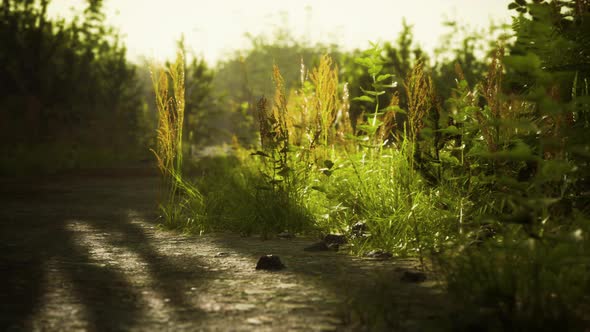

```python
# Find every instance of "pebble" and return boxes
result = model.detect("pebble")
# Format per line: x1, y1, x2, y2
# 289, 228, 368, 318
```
365, 249, 393, 260
278, 231, 295, 239
351, 221, 368, 235
255, 255, 285, 270
246, 317, 263, 325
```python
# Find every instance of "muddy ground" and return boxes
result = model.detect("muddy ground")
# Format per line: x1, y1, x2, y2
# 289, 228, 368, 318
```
0, 169, 449, 331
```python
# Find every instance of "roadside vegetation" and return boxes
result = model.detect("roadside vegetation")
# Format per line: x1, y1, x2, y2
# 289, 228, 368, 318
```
154, 1, 590, 329
3, 0, 589, 330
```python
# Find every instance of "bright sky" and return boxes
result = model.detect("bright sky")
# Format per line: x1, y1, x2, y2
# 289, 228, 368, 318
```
48, 0, 513, 65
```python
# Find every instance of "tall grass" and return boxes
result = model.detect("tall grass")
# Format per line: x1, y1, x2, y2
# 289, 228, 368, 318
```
310, 54, 340, 149
142, 37, 590, 332
151, 50, 204, 231
154, 41, 589, 329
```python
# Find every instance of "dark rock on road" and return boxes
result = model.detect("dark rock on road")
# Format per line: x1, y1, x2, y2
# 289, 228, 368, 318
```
255, 255, 285, 271
0, 172, 448, 331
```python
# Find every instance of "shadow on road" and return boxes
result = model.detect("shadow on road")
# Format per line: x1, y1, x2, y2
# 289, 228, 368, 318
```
0, 172, 212, 331
0, 163, 449, 331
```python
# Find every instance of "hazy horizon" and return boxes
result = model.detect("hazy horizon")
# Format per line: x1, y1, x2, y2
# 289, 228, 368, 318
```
48, 0, 513, 64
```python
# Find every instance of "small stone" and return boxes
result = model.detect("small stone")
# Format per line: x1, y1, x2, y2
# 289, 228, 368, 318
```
255, 255, 285, 270
246, 317, 263, 325
365, 249, 393, 259
215, 252, 230, 257
278, 231, 295, 239
400, 271, 427, 283
323, 234, 347, 245
351, 221, 368, 235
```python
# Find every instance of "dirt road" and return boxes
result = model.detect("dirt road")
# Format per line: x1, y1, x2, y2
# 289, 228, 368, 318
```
0, 171, 447, 331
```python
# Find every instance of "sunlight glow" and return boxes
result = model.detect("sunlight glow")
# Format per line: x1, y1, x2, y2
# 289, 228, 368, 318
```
48, 0, 512, 64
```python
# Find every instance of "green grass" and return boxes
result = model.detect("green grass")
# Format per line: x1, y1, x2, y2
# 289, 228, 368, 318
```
189, 151, 318, 236
437, 224, 590, 331
150, 46, 590, 330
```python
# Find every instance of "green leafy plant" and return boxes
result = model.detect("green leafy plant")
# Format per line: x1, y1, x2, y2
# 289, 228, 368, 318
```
353, 43, 398, 152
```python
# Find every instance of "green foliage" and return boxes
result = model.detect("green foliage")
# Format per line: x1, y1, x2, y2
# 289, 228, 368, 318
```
186, 6, 589, 330
342, 22, 419, 129
440, 229, 590, 331
0, 0, 148, 174
349, 43, 399, 153
5, 3, 575, 326
202, 155, 316, 236
316, 144, 456, 256
138, 4, 590, 329
212, 31, 340, 146
432, 1, 590, 328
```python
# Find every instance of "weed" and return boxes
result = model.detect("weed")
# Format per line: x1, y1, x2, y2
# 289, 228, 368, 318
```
151, 49, 205, 232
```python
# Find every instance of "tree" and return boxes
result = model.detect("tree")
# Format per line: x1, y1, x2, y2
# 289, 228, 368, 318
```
0, 0, 148, 173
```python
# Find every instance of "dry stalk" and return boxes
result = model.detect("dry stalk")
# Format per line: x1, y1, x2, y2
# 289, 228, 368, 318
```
404, 61, 434, 140
310, 54, 339, 147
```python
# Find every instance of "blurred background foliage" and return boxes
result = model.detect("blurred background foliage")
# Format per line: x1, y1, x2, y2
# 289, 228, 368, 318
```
0, 0, 510, 175
1, 0, 149, 173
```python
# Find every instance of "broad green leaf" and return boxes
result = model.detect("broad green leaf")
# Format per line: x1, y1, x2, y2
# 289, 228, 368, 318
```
376, 74, 393, 82
438, 125, 461, 135
353, 96, 375, 103
354, 57, 372, 67
369, 65, 383, 77
457, 80, 469, 90
360, 86, 386, 96
373, 82, 398, 89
